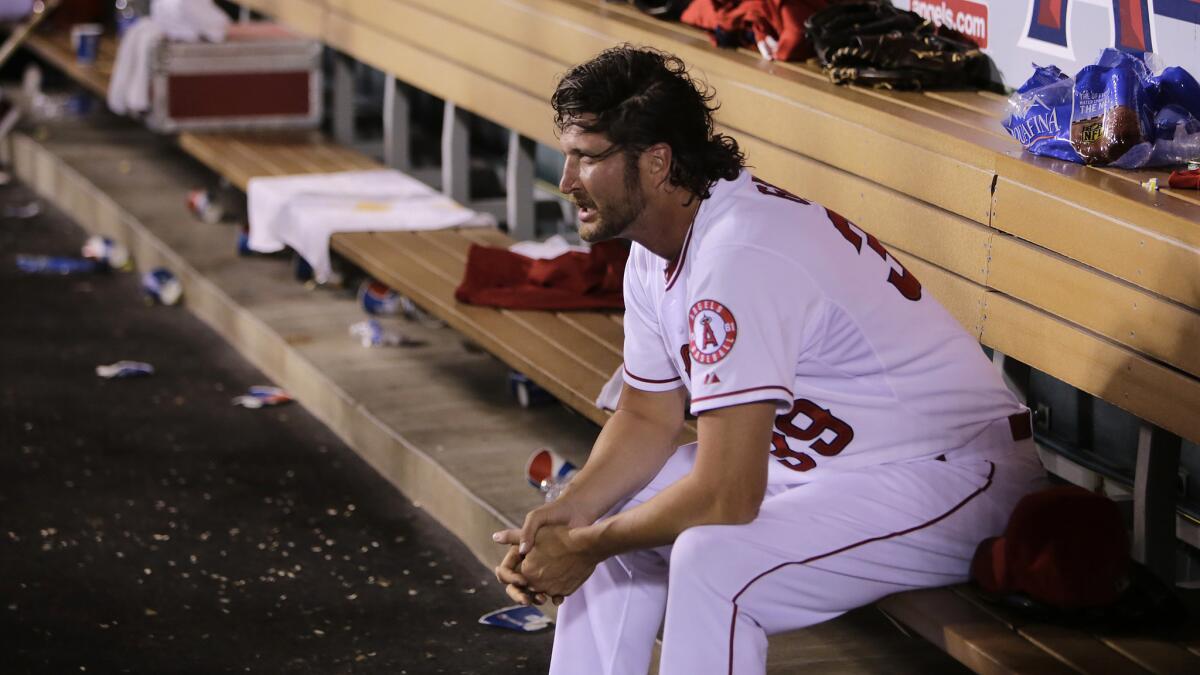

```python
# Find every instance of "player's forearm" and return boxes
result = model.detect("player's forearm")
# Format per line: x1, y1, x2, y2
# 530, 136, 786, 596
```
575, 471, 758, 560
559, 406, 682, 523
572, 402, 776, 560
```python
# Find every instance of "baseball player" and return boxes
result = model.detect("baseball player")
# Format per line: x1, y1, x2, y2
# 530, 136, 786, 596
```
493, 45, 1047, 675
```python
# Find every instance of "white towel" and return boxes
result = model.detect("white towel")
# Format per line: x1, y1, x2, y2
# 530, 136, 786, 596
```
106, 18, 162, 115
107, 0, 230, 116
508, 234, 589, 260
150, 0, 229, 42
595, 365, 624, 412
247, 170, 496, 283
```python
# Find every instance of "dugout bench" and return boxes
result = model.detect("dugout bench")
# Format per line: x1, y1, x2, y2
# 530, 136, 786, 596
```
19, 1, 1200, 671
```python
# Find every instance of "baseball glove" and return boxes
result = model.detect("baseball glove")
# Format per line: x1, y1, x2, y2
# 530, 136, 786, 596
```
805, 1, 993, 90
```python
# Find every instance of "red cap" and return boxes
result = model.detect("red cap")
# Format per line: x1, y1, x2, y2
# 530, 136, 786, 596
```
970, 485, 1130, 610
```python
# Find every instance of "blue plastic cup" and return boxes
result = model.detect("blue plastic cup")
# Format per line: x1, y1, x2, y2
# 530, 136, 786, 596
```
71, 24, 103, 65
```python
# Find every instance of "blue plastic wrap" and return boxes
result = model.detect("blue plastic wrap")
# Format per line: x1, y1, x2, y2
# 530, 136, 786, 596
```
1002, 65, 1081, 163
1003, 51, 1200, 168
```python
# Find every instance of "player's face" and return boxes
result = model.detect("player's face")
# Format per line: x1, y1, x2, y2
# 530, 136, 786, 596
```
558, 125, 646, 243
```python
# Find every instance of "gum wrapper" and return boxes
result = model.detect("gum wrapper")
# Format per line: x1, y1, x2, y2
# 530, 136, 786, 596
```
96, 361, 154, 379
478, 605, 553, 633
231, 385, 292, 409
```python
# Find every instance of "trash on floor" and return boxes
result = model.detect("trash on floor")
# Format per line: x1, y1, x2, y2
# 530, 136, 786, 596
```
186, 188, 223, 224
2, 200, 41, 218
96, 360, 155, 379
141, 267, 182, 306
358, 280, 401, 316
349, 319, 423, 348
16, 254, 103, 275
478, 604, 553, 633
507, 371, 554, 408
81, 235, 131, 270
231, 385, 293, 409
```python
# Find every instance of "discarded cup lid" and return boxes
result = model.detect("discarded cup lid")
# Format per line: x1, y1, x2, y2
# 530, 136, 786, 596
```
478, 605, 553, 632
232, 385, 292, 409
96, 360, 154, 379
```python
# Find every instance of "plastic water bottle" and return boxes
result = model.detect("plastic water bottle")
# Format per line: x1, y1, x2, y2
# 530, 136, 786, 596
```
540, 476, 572, 503
16, 254, 102, 275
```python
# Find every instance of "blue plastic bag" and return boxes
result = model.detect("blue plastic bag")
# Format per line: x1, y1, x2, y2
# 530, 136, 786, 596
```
1070, 50, 1154, 166
1002, 65, 1081, 163
1003, 51, 1200, 168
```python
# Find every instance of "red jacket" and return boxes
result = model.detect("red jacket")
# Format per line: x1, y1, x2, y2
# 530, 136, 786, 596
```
681, 0, 830, 61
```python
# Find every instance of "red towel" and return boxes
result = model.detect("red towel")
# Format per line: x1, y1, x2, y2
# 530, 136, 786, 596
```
1168, 168, 1200, 190
454, 240, 629, 310
681, 0, 829, 61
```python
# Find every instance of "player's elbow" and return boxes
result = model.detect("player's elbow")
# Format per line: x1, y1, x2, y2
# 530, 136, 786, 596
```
706, 488, 762, 525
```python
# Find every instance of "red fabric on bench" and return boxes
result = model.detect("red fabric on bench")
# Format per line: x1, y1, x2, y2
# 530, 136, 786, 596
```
454, 241, 629, 310
681, 0, 829, 61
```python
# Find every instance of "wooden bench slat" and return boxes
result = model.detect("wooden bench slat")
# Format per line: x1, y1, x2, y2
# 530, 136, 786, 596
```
986, 234, 1200, 379
1100, 635, 1200, 675
558, 313, 624, 356
403, 230, 622, 378
878, 589, 1080, 675
426, 227, 513, 255
316, 0, 1000, 226
924, 90, 1011, 120
889, 250, 1200, 445
759, 607, 977, 673
1018, 625, 1150, 675
950, 587, 1151, 675
980, 292, 1200, 444
454, 226, 520, 250
363, 228, 622, 384
323, 6, 559, 147
992, 176, 1200, 312
414, 229, 625, 356
24, 32, 111, 97
333, 231, 613, 426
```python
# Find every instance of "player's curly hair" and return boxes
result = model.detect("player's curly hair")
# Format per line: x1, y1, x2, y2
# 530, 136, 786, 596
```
552, 45, 745, 200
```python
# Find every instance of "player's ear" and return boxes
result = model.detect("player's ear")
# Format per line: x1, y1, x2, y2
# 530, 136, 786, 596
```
642, 143, 672, 190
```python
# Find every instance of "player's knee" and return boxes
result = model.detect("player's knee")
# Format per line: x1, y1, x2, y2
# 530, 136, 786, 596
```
669, 526, 728, 591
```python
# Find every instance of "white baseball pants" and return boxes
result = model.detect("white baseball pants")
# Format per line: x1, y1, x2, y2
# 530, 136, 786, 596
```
548, 416, 1047, 675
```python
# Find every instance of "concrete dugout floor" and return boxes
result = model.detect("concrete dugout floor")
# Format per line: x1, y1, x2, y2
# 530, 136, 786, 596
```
0, 183, 553, 674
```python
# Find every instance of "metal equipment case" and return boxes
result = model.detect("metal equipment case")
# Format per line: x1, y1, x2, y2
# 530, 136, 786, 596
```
147, 22, 321, 133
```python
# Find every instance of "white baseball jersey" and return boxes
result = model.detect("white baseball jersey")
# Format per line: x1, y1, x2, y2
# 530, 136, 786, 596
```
622, 170, 1024, 484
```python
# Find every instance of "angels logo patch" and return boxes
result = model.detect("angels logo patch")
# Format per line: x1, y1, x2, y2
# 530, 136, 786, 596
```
689, 299, 737, 364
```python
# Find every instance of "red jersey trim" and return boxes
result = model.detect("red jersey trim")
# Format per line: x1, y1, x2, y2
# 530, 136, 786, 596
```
664, 218, 696, 292
691, 385, 792, 405
623, 366, 681, 385
725, 462, 998, 674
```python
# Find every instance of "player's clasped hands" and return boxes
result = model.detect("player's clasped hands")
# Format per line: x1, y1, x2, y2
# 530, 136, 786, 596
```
492, 498, 596, 606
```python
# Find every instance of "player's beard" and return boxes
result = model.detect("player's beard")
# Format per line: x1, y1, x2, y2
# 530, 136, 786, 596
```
576, 159, 646, 243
